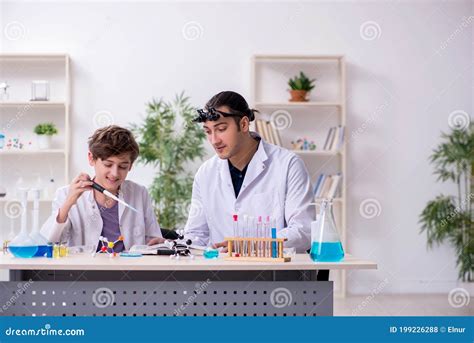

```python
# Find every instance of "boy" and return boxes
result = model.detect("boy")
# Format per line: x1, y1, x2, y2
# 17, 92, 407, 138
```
41, 125, 164, 251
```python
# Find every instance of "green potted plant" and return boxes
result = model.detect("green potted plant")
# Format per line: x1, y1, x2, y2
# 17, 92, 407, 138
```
288, 71, 316, 102
419, 124, 473, 282
131, 92, 205, 230
34, 122, 58, 149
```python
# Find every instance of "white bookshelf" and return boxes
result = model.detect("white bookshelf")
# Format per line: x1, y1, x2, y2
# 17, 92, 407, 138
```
251, 54, 347, 297
0, 53, 70, 207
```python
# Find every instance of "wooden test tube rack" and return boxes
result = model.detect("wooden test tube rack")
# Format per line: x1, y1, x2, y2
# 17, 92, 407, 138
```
224, 237, 291, 262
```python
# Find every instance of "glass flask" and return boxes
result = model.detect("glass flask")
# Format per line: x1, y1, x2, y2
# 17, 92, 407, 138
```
310, 199, 344, 262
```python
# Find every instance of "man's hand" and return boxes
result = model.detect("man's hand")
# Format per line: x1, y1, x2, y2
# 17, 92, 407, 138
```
212, 241, 228, 253
147, 237, 166, 246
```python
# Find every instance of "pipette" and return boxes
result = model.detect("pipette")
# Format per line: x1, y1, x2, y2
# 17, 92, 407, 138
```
90, 180, 138, 213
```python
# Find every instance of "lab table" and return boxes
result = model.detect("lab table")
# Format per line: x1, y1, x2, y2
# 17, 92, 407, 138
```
0, 253, 377, 316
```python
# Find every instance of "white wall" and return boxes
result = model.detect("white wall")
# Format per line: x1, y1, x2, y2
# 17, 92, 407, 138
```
1, 0, 472, 294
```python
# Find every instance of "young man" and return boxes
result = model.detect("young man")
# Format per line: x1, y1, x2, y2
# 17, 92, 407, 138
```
183, 91, 314, 252
41, 125, 164, 251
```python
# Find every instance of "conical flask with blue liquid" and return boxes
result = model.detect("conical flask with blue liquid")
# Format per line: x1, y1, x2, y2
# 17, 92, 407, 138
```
310, 199, 344, 262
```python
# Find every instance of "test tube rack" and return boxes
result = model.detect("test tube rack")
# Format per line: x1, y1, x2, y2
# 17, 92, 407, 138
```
224, 237, 291, 262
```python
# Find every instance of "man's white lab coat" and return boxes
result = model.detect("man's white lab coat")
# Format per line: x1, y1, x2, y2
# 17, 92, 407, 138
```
40, 180, 162, 249
185, 135, 314, 252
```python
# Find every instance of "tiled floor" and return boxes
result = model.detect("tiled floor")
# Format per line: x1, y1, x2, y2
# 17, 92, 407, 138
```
334, 295, 473, 316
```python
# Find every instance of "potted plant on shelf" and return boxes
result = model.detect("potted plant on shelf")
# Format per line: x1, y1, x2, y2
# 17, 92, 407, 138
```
34, 122, 58, 150
288, 71, 316, 102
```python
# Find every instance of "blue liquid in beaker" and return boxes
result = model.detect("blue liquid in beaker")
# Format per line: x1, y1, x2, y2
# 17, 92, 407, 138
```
310, 242, 344, 262
9, 246, 39, 258
203, 249, 219, 259
34, 245, 49, 257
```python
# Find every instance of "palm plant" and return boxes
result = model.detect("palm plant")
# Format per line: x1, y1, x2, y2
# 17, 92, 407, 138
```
131, 92, 205, 229
419, 123, 473, 282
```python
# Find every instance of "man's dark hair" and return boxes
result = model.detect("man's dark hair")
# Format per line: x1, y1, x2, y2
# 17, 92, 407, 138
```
205, 91, 258, 129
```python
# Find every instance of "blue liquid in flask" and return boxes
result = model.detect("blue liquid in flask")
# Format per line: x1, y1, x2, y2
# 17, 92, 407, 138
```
34, 245, 49, 257
9, 246, 39, 258
310, 242, 344, 262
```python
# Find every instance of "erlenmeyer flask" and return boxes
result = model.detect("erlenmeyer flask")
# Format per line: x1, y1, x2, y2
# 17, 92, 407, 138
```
8, 188, 38, 258
310, 199, 344, 262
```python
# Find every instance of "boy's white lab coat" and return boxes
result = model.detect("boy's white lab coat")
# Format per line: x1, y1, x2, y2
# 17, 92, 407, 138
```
185, 135, 315, 252
40, 180, 162, 249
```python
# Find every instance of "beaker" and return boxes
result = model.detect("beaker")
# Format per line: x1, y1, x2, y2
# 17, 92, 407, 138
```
310, 199, 344, 262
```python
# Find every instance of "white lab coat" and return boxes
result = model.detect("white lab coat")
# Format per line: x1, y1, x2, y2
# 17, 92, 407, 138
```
184, 134, 315, 252
40, 180, 162, 249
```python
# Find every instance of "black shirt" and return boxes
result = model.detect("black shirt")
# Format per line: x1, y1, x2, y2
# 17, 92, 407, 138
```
228, 160, 249, 197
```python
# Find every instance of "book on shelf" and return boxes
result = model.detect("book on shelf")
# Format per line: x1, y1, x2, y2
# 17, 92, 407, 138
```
322, 125, 345, 151
255, 119, 282, 147
313, 173, 342, 199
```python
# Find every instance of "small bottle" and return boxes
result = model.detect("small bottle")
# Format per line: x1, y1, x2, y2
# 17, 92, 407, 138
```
59, 242, 68, 257
53, 242, 60, 258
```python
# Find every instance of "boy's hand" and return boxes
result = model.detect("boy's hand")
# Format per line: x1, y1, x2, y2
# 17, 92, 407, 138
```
147, 237, 166, 246
66, 173, 93, 206
57, 173, 93, 224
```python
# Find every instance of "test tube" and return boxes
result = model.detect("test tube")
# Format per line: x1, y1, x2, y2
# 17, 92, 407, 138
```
265, 216, 270, 257
248, 216, 254, 257
243, 215, 248, 257
232, 214, 239, 256
256, 216, 262, 257
271, 217, 277, 258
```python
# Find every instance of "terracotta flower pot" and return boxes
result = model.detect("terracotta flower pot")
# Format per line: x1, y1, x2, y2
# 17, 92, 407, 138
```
289, 90, 309, 102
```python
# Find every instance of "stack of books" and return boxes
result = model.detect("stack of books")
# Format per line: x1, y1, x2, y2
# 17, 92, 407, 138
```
322, 126, 345, 151
255, 119, 282, 146
313, 173, 342, 199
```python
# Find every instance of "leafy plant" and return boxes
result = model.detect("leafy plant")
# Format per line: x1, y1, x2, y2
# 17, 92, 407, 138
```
288, 72, 316, 91
419, 124, 474, 282
34, 123, 58, 135
131, 92, 205, 229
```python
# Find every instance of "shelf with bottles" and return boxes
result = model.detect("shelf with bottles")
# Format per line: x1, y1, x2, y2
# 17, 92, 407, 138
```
0, 54, 68, 105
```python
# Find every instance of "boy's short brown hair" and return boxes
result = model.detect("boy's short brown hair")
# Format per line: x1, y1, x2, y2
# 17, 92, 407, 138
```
88, 125, 139, 163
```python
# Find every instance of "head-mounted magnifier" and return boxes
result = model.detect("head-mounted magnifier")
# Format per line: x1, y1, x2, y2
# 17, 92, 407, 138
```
193, 107, 243, 123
